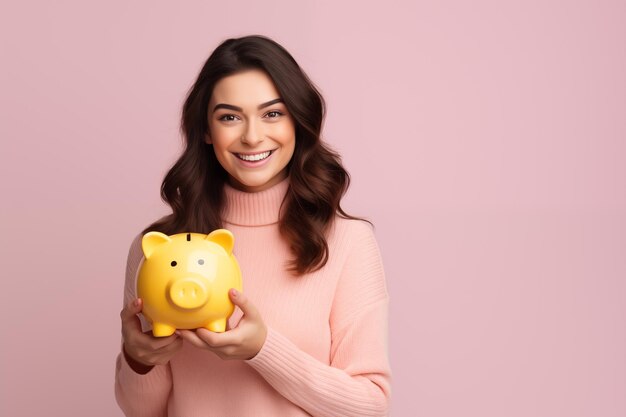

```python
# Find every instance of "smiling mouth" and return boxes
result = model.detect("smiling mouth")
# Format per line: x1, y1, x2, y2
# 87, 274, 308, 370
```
235, 150, 274, 162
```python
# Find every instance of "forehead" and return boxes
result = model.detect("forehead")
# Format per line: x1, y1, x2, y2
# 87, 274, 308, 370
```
210, 69, 280, 105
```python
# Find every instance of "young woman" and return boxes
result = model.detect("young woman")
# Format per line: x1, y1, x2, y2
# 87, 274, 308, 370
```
115, 35, 391, 417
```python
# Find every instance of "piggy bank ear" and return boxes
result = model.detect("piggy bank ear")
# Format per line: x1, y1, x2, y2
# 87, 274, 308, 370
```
206, 229, 234, 255
142, 232, 172, 259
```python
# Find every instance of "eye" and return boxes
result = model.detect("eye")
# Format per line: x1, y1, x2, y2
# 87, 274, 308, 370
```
218, 114, 238, 122
171, 261, 177, 267
265, 111, 283, 118
198, 259, 204, 265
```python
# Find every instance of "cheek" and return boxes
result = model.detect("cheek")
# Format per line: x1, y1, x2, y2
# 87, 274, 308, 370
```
273, 123, 296, 144
210, 128, 238, 150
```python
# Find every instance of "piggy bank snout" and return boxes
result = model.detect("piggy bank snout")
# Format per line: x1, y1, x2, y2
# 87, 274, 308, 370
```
169, 277, 210, 309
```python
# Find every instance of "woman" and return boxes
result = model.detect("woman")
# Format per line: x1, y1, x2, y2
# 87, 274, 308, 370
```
115, 34, 391, 417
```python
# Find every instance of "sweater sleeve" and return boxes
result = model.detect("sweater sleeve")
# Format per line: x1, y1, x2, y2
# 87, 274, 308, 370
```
246, 221, 392, 417
114, 233, 173, 417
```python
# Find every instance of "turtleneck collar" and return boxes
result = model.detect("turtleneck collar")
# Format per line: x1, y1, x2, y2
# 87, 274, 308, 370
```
223, 177, 290, 226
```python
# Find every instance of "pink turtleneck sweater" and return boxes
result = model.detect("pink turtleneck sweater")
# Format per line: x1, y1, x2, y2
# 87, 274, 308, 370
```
114, 178, 391, 417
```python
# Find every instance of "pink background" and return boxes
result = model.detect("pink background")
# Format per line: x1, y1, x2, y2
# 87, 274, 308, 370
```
1, 1, 624, 416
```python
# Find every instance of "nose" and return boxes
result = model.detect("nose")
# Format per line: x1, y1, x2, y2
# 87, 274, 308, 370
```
241, 119, 264, 146
169, 278, 210, 309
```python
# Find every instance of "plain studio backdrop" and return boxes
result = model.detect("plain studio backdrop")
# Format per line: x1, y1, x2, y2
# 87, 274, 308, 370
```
1, 1, 624, 416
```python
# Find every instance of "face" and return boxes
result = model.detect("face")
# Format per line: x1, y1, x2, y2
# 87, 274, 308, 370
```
205, 69, 296, 193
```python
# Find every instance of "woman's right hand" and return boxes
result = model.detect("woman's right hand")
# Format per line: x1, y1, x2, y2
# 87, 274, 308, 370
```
120, 298, 183, 374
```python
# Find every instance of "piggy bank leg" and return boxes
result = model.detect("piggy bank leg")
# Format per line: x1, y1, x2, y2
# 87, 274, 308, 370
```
152, 322, 176, 337
204, 318, 227, 333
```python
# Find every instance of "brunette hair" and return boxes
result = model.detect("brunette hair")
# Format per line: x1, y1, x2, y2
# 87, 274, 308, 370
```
143, 34, 368, 275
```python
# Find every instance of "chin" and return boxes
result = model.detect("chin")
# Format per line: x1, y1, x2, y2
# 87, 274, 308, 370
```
231, 176, 272, 191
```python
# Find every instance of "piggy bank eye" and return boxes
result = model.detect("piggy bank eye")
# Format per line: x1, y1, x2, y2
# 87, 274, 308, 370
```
171, 261, 177, 267
198, 259, 205, 265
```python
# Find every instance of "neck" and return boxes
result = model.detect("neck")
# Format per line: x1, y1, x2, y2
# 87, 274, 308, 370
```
222, 177, 290, 226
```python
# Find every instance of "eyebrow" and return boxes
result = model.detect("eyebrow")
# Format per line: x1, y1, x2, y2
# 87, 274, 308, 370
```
213, 98, 284, 113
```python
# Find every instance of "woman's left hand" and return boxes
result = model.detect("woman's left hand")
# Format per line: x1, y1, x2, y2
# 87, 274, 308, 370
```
177, 288, 267, 360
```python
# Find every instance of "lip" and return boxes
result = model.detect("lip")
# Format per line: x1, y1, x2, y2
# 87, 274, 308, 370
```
233, 149, 276, 156
233, 149, 276, 168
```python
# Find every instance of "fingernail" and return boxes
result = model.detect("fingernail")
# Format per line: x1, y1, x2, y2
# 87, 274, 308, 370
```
230, 289, 238, 298
134, 299, 140, 307
174, 330, 181, 336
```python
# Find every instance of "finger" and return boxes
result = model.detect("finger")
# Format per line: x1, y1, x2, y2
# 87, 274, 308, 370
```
137, 336, 183, 366
152, 336, 183, 356
120, 299, 144, 338
177, 330, 210, 349
125, 334, 182, 367
129, 328, 179, 351
120, 298, 142, 323
229, 289, 258, 319
196, 328, 239, 348
143, 333, 181, 350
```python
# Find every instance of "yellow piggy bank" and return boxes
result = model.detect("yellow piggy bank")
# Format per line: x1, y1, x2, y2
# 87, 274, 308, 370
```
137, 229, 243, 337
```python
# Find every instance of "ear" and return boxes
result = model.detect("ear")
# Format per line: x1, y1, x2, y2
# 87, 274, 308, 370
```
206, 229, 234, 255
204, 132, 212, 145
142, 232, 171, 259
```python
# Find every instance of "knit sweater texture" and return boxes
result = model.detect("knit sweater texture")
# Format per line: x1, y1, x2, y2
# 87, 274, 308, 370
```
114, 177, 391, 416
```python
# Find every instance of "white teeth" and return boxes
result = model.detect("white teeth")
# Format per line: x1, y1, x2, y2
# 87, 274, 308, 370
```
237, 151, 271, 162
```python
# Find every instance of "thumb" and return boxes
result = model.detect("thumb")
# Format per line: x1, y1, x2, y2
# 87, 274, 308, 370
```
229, 289, 258, 318
120, 298, 143, 323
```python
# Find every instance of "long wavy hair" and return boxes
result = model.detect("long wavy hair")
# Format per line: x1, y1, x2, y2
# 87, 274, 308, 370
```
143, 34, 368, 275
